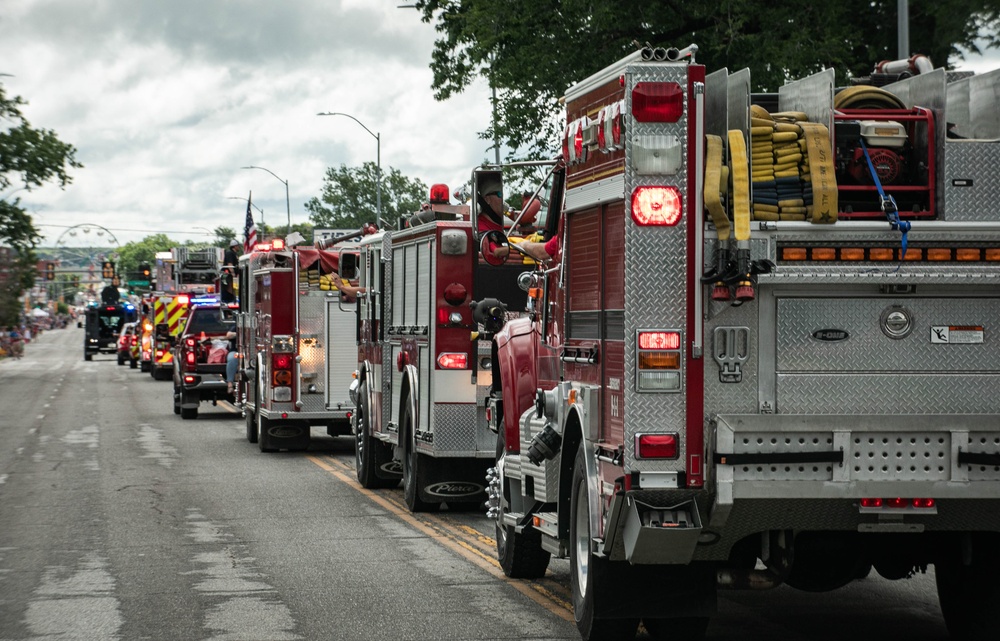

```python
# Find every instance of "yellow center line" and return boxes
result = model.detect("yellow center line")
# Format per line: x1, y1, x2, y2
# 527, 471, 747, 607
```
307, 454, 573, 622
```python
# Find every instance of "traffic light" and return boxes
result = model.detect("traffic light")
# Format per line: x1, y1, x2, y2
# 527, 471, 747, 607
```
102, 261, 115, 279
139, 263, 151, 279
45, 262, 55, 280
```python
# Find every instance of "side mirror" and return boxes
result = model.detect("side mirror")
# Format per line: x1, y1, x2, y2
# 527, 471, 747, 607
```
479, 231, 510, 266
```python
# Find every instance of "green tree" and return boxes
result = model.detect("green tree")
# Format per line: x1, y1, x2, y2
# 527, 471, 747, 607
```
212, 226, 236, 247
412, 0, 1000, 158
115, 234, 177, 284
0, 82, 81, 325
306, 162, 428, 229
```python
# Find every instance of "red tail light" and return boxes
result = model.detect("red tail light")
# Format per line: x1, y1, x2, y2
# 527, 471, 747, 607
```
636, 434, 679, 459
436, 352, 468, 369
631, 186, 682, 226
631, 82, 684, 122
273, 354, 293, 370
185, 338, 196, 348
638, 331, 681, 350
186, 352, 195, 365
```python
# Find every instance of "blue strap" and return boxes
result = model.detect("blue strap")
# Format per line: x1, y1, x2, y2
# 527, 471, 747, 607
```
859, 139, 910, 260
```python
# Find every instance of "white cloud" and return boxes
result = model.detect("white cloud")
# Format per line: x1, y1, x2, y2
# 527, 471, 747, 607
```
1, 0, 492, 246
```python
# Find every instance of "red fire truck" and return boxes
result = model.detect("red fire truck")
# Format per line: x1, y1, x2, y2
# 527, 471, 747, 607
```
484, 47, 1000, 640
349, 185, 534, 511
236, 238, 362, 452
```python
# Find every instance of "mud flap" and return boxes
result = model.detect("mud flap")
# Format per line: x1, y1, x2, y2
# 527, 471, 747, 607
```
415, 455, 490, 505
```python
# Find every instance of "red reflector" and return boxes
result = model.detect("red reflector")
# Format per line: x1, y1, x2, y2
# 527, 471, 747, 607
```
443, 282, 467, 306
860, 498, 883, 508
105, 306, 116, 311
638, 331, 681, 350
436, 352, 468, 369
429, 183, 450, 204
631, 82, 684, 122
631, 186, 682, 226
913, 498, 936, 508
281, 412, 288, 419
637, 434, 678, 459
273, 354, 293, 370
885, 497, 908, 508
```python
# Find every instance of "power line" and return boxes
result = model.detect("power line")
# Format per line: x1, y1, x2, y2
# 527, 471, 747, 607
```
35, 223, 216, 235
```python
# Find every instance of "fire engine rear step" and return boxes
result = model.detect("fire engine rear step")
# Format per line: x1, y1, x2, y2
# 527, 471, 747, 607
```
621, 497, 703, 564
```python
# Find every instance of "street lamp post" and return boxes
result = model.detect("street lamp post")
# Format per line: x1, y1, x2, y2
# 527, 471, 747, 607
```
225, 196, 264, 227
241, 166, 290, 235
316, 112, 381, 222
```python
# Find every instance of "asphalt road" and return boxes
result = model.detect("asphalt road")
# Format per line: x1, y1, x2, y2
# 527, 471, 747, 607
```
0, 326, 953, 641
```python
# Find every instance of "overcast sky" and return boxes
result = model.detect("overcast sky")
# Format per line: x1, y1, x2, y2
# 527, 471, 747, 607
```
1, 1, 997, 250
1, 0, 495, 249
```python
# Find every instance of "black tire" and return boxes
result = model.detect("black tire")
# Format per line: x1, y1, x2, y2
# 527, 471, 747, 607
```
495, 428, 550, 578
141, 361, 150, 372
570, 443, 639, 641
355, 382, 397, 489
84, 352, 93, 361
129, 358, 137, 369
180, 406, 198, 420
936, 535, 1000, 641
401, 401, 435, 512
643, 617, 708, 641
172, 384, 181, 415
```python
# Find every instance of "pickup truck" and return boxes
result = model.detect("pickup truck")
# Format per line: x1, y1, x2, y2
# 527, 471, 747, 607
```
171, 302, 237, 419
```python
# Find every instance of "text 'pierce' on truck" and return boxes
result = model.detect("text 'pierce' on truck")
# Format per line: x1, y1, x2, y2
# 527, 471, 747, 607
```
483, 45, 1000, 641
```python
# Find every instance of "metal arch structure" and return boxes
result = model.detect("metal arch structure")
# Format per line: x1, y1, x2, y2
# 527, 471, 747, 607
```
53, 223, 121, 270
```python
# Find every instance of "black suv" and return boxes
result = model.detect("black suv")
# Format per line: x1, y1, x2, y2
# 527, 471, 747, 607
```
84, 303, 136, 361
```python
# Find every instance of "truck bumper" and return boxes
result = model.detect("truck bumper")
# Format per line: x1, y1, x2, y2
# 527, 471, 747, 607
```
601, 413, 1000, 564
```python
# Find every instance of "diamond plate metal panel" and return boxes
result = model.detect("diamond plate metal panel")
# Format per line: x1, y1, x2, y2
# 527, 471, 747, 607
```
775, 297, 1000, 372
703, 299, 761, 414
623, 62, 691, 471
944, 140, 1000, 220
777, 374, 1000, 414
423, 402, 480, 455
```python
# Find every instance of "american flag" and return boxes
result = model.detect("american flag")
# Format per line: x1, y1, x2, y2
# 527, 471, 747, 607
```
243, 191, 257, 253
